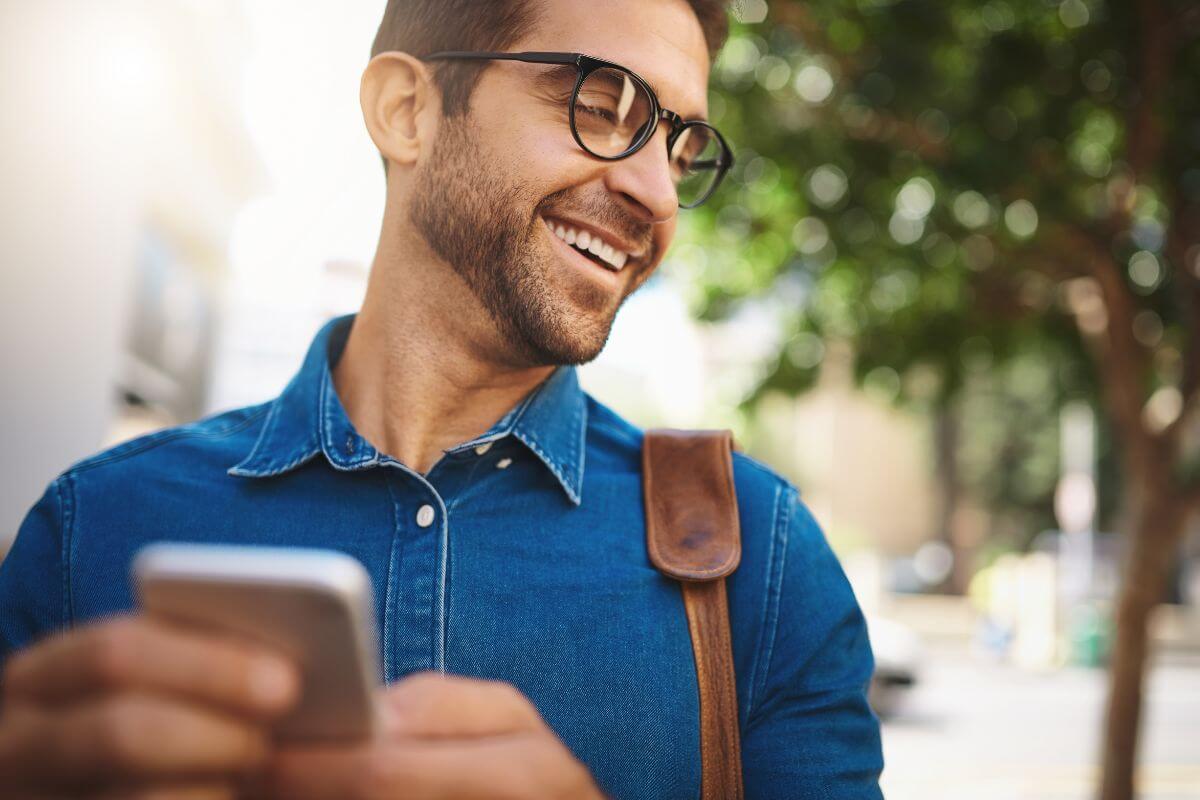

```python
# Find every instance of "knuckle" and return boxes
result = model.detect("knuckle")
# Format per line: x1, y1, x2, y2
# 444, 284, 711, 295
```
124, 789, 171, 800
88, 622, 143, 686
354, 753, 402, 800
230, 725, 271, 767
1, 649, 34, 696
520, 737, 590, 800
94, 697, 153, 772
398, 670, 444, 692
494, 680, 525, 702
401, 692, 440, 725
491, 680, 535, 715
492, 762, 543, 800
395, 671, 450, 706
127, 787, 235, 800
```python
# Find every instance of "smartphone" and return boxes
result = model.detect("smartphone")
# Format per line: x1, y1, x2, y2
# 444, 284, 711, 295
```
132, 542, 383, 742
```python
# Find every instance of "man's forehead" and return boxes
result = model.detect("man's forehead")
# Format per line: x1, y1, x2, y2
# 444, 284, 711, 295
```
516, 0, 712, 119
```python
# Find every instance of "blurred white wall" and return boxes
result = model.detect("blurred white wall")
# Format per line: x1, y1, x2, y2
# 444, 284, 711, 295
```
208, 0, 389, 413
0, 0, 259, 552
1, 2, 141, 550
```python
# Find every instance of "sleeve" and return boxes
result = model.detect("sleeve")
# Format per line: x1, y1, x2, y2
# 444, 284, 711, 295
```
0, 477, 70, 668
740, 487, 884, 799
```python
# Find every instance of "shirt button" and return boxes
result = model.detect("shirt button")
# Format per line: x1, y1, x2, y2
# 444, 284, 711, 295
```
474, 442, 493, 456
415, 504, 435, 528
496, 458, 513, 469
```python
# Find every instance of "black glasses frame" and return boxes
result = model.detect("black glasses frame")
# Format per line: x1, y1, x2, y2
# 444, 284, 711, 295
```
421, 50, 733, 208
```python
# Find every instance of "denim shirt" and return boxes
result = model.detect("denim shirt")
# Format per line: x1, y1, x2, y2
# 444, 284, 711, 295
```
1, 314, 883, 799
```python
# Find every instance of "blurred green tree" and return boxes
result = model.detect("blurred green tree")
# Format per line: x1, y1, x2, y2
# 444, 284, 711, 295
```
680, 1, 1200, 797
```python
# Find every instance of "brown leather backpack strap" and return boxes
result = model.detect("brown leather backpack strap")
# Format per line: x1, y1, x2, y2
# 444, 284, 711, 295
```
642, 429, 744, 800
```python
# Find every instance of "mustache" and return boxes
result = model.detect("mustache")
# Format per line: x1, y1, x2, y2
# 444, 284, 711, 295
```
535, 189, 656, 261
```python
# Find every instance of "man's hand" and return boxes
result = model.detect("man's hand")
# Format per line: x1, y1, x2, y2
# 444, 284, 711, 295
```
0, 615, 299, 799
261, 671, 606, 800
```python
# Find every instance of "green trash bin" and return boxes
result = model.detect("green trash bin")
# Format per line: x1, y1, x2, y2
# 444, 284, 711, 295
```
1067, 602, 1111, 667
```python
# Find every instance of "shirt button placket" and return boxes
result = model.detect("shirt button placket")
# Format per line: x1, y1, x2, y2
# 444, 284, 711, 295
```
382, 474, 448, 682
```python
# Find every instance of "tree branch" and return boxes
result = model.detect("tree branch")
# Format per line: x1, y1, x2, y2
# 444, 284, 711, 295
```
1160, 178, 1200, 450
1106, 0, 1177, 231
1125, 0, 1174, 178
1182, 478, 1200, 515
1050, 223, 1168, 488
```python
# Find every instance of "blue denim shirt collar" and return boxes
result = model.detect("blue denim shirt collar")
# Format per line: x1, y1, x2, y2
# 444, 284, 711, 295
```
228, 314, 587, 505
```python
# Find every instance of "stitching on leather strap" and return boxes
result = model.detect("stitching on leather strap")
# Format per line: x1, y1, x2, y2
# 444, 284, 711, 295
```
643, 430, 745, 799
682, 580, 745, 800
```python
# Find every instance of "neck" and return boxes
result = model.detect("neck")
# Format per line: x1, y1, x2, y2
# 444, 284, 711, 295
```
333, 215, 554, 475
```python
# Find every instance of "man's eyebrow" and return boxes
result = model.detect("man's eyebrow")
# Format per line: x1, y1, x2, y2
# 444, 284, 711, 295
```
530, 63, 578, 93
643, 76, 707, 122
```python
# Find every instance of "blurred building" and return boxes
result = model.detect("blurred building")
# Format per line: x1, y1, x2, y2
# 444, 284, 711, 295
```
0, 1, 262, 553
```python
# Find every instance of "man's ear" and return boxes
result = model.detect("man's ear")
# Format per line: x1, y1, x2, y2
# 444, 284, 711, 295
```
360, 51, 437, 169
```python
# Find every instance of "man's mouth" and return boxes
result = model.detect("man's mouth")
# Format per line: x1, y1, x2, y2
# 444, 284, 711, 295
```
540, 216, 631, 272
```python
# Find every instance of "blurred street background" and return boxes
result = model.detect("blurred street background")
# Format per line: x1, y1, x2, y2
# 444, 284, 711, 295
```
873, 598, 1200, 799
1, 2, 1198, 798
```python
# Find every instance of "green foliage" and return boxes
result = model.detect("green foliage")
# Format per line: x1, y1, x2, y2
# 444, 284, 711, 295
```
677, 0, 1200, 537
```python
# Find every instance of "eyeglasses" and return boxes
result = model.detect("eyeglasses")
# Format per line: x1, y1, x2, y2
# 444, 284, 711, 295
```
421, 51, 734, 208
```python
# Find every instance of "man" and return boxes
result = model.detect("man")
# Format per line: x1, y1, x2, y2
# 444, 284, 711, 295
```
0, 0, 884, 797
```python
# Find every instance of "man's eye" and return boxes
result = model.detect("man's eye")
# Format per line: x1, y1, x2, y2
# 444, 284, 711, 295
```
577, 104, 617, 123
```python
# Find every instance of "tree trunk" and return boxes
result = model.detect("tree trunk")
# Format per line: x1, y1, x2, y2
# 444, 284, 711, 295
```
931, 406, 965, 593
1097, 494, 1187, 800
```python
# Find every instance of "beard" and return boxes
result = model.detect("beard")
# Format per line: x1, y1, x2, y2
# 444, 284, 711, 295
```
408, 118, 648, 367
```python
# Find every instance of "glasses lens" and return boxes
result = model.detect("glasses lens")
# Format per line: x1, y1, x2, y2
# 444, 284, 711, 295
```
670, 123, 727, 208
572, 67, 654, 158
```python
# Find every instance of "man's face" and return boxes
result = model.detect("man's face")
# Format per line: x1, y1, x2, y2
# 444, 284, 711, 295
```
409, 0, 712, 367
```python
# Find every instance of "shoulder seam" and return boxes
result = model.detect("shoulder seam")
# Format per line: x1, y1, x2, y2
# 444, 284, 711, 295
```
586, 416, 642, 445
731, 450, 793, 491
745, 481, 796, 725
55, 475, 75, 628
66, 405, 271, 476
583, 400, 640, 431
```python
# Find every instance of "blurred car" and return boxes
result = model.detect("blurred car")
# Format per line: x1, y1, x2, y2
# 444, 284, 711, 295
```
866, 615, 921, 718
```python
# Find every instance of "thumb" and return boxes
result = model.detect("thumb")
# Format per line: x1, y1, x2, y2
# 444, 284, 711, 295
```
382, 671, 543, 739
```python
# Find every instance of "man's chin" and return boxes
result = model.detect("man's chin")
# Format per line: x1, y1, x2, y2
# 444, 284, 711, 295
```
514, 325, 613, 367
503, 305, 617, 367
500, 252, 624, 366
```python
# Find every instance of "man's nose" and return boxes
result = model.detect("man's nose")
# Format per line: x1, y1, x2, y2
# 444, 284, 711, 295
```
602, 123, 679, 225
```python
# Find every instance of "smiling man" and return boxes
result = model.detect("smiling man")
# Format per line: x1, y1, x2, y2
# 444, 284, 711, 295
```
0, 1, 884, 798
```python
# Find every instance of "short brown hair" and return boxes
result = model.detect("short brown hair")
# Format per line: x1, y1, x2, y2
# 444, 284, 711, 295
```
371, 0, 732, 117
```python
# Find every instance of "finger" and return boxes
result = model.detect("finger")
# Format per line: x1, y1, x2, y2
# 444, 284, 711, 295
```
0, 704, 63, 798
8, 693, 271, 791
267, 734, 594, 800
91, 782, 238, 800
3, 616, 298, 718
382, 672, 542, 738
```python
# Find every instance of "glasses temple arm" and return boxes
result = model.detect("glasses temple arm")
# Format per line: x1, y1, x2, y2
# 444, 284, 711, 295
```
422, 51, 580, 66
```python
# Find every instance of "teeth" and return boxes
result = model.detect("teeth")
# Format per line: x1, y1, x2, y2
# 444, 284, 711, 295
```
543, 217, 631, 271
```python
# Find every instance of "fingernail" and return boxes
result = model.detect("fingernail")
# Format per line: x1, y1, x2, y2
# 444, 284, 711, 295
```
250, 657, 294, 706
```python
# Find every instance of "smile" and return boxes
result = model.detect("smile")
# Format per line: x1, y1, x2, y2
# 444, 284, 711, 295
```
541, 217, 630, 272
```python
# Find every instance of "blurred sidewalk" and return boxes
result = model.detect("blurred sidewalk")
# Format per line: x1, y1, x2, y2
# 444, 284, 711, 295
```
878, 597, 1200, 800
